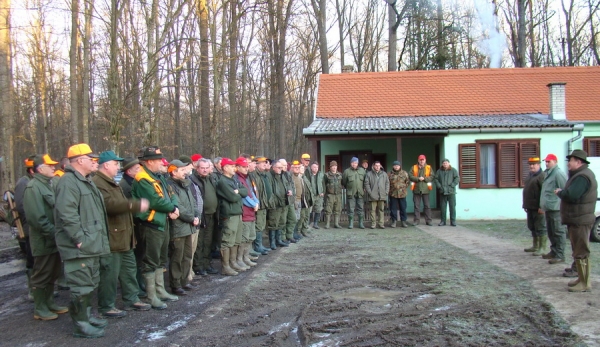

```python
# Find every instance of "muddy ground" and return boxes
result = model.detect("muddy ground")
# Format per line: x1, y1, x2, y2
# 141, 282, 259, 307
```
0, 220, 595, 347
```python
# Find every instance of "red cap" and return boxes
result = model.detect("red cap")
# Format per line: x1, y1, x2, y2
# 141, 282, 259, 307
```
418, 154, 426, 160
235, 157, 248, 167
544, 154, 558, 162
161, 158, 170, 166
191, 154, 202, 162
221, 157, 236, 167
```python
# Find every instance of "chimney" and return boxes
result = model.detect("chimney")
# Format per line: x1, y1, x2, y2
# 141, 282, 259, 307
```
341, 65, 354, 73
547, 82, 566, 120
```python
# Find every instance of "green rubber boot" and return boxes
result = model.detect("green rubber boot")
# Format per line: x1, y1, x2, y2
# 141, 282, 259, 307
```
533, 236, 547, 256
70, 295, 105, 338
45, 285, 68, 314
325, 215, 330, 229
33, 287, 58, 320
348, 216, 354, 229
334, 215, 342, 229
524, 236, 539, 252
144, 272, 167, 309
155, 269, 179, 302
358, 216, 365, 229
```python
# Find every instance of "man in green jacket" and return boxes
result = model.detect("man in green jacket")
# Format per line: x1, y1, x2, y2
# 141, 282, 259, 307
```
132, 146, 180, 309
539, 154, 568, 264
342, 157, 366, 229
15, 155, 36, 300
364, 161, 390, 229
93, 151, 151, 316
216, 158, 248, 275
388, 160, 410, 228
556, 149, 598, 292
24, 154, 69, 321
324, 161, 343, 229
434, 159, 460, 227
54, 143, 109, 338
409, 155, 435, 226
250, 156, 272, 254
523, 157, 547, 256
267, 161, 289, 249
167, 160, 200, 294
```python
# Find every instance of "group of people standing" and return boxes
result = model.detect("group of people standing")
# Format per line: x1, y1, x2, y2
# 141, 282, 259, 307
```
320, 155, 460, 229
522, 149, 597, 292
13, 144, 339, 338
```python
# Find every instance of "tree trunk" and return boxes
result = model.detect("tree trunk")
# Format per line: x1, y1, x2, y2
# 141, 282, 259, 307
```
70, 0, 81, 143
0, 0, 15, 190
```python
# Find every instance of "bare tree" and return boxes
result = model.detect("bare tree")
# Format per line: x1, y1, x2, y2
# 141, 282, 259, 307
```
0, 0, 14, 190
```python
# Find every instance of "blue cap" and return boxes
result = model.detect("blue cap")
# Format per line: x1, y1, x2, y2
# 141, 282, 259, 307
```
98, 150, 124, 164
351, 157, 359, 163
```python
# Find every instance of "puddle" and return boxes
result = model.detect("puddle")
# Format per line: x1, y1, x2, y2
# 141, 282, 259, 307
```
331, 287, 402, 303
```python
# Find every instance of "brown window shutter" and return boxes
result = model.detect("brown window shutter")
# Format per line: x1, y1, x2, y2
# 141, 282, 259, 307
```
519, 141, 540, 187
583, 138, 589, 154
459, 144, 478, 188
498, 142, 519, 188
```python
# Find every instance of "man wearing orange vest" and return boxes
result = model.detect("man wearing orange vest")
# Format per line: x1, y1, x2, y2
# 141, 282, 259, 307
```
409, 154, 434, 226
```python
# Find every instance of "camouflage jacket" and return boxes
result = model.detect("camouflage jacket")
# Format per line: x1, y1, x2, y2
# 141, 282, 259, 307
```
388, 169, 409, 198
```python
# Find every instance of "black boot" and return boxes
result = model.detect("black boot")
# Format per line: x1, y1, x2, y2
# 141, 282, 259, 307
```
269, 230, 277, 250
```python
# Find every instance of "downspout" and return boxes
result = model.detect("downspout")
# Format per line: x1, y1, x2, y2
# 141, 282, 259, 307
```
568, 124, 584, 154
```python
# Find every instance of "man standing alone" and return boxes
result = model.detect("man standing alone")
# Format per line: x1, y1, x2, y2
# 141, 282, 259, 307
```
522, 157, 547, 256
434, 159, 460, 226
556, 149, 597, 292
540, 154, 567, 264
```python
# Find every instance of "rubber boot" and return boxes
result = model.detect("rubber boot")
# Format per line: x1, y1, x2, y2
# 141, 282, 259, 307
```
220, 248, 238, 276
242, 243, 257, 267
334, 215, 342, 229
85, 295, 108, 329
70, 295, 105, 338
276, 230, 289, 247
253, 231, 270, 255
325, 215, 331, 229
229, 246, 246, 272
45, 285, 68, 314
569, 259, 591, 292
524, 236, 538, 252
269, 231, 277, 250
155, 269, 179, 302
358, 216, 365, 229
235, 245, 251, 270
348, 216, 354, 229
533, 236, 547, 256
313, 213, 321, 229
33, 287, 58, 320
143, 272, 167, 309
25, 269, 34, 302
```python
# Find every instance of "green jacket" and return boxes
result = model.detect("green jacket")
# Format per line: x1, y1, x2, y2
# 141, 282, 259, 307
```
132, 165, 178, 231
93, 171, 140, 252
408, 164, 435, 194
54, 166, 110, 260
522, 169, 545, 210
216, 175, 248, 218
324, 171, 343, 195
342, 167, 366, 197
167, 177, 199, 238
301, 174, 315, 208
268, 170, 287, 208
434, 166, 460, 195
540, 165, 567, 212
250, 170, 273, 210
23, 174, 57, 256
308, 171, 325, 196
282, 171, 295, 206
365, 170, 390, 201
15, 173, 33, 237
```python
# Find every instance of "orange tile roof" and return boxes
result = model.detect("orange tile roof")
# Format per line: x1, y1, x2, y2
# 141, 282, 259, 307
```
316, 66, 600, 121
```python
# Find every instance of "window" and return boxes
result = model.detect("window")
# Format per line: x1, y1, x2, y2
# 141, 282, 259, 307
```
459, 139, 540, 188
583, 138, 600, 157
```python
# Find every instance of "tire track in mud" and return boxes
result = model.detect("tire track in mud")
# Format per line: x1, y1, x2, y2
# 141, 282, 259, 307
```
418, 223, 600, 347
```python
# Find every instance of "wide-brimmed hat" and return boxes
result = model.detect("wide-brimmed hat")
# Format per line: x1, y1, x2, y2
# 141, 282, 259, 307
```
566, 149, 590, 164
138, 146, 165, 160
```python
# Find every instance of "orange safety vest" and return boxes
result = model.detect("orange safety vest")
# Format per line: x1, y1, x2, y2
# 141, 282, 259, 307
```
410, 165, 432, 190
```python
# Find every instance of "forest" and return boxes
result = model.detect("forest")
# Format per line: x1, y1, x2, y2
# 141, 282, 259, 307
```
0, 0, 598, 189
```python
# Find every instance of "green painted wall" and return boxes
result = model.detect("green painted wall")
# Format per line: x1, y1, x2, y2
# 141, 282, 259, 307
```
320, 137, 445, 213
443, 130, 577, 220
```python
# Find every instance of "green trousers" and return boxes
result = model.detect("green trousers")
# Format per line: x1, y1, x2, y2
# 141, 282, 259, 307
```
242, 221, 256, 243
221, 215, 242, 248
64, 257, 100, 297
546, 210, 566, 259
284, 204, 297, 239
267, 207, 285, 231
140, 225, 169, 273
325, 194, 342, 216
193, 213, 215, 271
169, 234, 193, 289
526, 210, 546, 237
98, 249, 141, 313
439, 194, 456, 222
299, 207, 311, 233
346, 194, 364, 218
30, 252, 61, 288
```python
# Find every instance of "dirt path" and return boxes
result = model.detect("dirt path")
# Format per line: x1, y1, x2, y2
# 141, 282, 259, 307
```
418, 223, 600, 346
